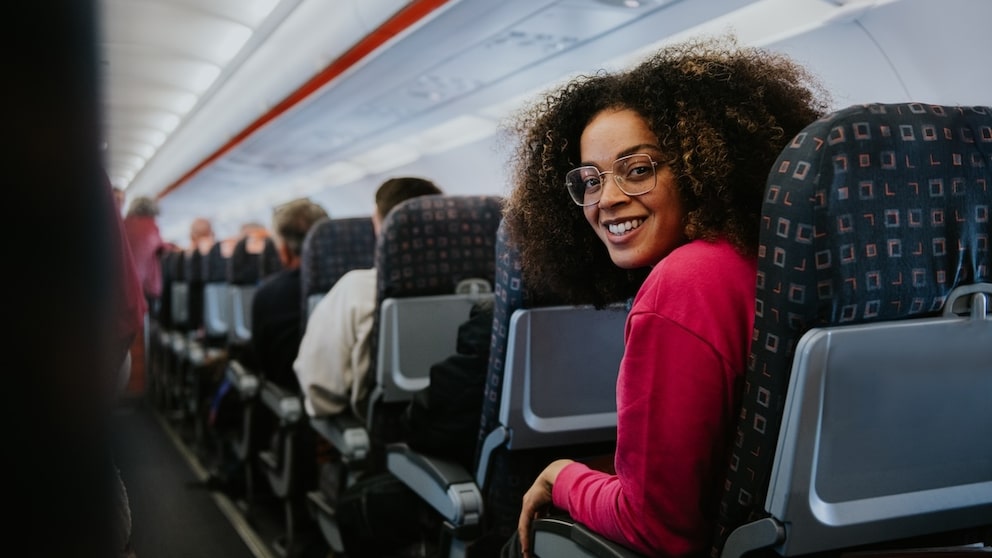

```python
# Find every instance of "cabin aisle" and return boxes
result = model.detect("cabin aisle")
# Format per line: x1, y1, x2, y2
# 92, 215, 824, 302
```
112, 399, 268, 558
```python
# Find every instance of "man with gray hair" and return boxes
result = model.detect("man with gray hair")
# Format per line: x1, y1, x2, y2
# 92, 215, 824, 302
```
251, 198, 329, 390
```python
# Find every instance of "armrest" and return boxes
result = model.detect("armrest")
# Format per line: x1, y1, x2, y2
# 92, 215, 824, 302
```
309, 414, 370, 465
571, 522, 645, 558
386, 443, 482, 527
532, 517, 644, 558
259, 381, 302, 424
224, 359, 259, 398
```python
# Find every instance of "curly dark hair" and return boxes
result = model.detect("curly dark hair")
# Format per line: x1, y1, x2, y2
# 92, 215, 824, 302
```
502, 36, 830, 307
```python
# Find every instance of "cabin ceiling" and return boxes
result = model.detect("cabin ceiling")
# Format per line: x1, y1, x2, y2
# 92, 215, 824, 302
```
98, 0, 992, 240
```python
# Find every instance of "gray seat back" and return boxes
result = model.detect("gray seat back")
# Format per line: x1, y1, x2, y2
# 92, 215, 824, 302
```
716, 103, 992, 557
373, 292, 493, 404
763, 283, 992, 556
497, 304, 627, 451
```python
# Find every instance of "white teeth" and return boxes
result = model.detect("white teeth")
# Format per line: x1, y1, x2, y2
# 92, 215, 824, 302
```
607, 219, 643, 235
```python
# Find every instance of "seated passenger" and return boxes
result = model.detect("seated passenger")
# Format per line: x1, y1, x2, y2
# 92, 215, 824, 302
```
293, 177, 442, 418
189, 216, 215, 257
252, 198, 329, 390
500, 37, 829, 557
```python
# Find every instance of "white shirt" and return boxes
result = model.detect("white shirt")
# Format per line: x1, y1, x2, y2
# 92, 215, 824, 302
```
293, 267, 376, 417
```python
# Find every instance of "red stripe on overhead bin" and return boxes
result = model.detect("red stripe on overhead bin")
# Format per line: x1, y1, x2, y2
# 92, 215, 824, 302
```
158, 0, 452, 199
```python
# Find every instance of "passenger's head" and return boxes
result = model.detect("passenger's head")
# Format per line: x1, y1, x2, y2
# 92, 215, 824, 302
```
125, 196, 159, 218
189, 217, 215, 254
503, 35, 829, 306
239, 221, 269, 254
372, 176, 443, 234
270, 198, 329, 266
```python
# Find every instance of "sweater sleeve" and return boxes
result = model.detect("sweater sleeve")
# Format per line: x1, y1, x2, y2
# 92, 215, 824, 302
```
552, 312, 737, 557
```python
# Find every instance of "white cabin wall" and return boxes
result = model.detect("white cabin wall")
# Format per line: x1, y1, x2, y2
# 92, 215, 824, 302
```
767, 0, 992, 110
308, 132, 513, 219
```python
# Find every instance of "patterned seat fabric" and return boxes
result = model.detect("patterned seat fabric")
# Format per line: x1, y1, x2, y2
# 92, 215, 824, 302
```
365, 194, 503, 466
299, 216, 375, 328
471, 221, 572, 551
713, 103, 992, 556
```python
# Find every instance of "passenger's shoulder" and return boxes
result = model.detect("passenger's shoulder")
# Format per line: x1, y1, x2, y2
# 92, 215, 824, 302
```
322, 267, 376, 305
331, 267, 376, 290
641, 240, 755, 300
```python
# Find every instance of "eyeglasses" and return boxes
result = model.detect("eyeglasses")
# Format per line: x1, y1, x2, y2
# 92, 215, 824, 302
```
565, 153, 659, 206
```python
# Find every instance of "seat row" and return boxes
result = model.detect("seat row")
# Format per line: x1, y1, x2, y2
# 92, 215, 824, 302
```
148, 102, 991, 558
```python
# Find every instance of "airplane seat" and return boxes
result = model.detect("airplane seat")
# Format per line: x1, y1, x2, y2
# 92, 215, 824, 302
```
184, 246, 206, 334
531, 102, 992, 557
253, 217, 377, 556
201, 241, 231, 348
386, 219, 627, 558
306, 194, 502, 554
183, 242, 232, 451
148, 249, 179, 409
173, 248, 209, 423
160, 249, 191, 417
712, 102, 992, 558
299, 216, 375, 331
295, 216, 376, 552
364, 194, 503, 469
219, 235, 281, 507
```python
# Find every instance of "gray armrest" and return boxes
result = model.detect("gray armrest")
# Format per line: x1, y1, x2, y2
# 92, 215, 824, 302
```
259, 381, 302, 424
386, 443, 482, 527
225, 359, 259, 398
532, 517, 645, 558
309, 414, 369, 464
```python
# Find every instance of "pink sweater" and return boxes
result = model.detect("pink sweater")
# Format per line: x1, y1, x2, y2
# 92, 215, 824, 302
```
552, 239, 756, 557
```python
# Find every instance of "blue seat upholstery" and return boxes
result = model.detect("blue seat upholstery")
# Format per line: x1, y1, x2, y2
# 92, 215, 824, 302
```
201, 241, 230, 343
226, 235, 282, 352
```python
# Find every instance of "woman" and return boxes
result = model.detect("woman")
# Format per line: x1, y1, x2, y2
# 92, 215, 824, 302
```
501, 37, 829, 556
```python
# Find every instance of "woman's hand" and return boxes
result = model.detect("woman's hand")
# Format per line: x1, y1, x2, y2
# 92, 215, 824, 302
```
517, 459, 574, 557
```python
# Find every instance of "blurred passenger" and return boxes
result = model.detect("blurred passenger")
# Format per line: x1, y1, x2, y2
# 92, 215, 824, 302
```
123, 196, 166, 312
104, 174, 146, 557
500, 36, 828, 557
252, 198, 328, 390
122, 196, 167, 397
293, 177, 442, 419
220, 221, 268, 258
189, 216, 215, 256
